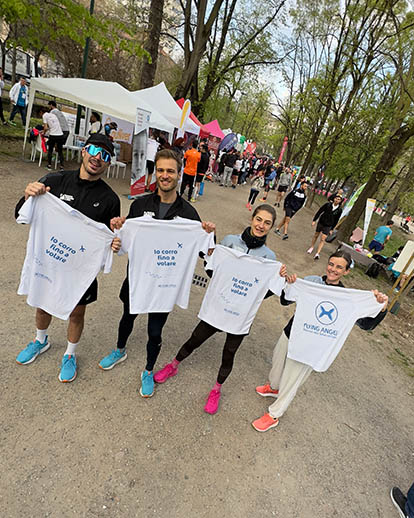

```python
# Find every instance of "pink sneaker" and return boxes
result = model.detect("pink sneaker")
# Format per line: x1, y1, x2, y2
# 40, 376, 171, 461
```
204, 389, 221, 414
154, 362, 178, 383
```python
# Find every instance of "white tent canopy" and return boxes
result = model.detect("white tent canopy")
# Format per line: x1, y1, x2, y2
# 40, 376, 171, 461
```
24, 77, 175, 149
131, 82, 200, 136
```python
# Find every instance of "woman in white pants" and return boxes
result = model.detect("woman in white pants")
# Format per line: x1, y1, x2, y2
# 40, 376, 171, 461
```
252, 250, 389, 432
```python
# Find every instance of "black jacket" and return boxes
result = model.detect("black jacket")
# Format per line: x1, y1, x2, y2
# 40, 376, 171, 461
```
197, 151, 210, 175
126, 191, 200, 221
284, 187, 307, 212
15, 169, 120, 228
280, 275, 387, 339
120, 191, 201, 304
313, 202, 342, 229
223, 153, 237, 168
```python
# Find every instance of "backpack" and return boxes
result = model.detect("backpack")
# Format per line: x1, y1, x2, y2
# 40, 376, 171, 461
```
366, 262, 381, 278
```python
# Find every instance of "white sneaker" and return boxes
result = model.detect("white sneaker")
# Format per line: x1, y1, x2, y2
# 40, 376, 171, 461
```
307, 247, 313, 254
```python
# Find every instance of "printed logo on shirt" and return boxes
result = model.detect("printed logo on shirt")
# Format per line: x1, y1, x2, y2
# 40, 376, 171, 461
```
45, 235, 77, 264
144, 211, 155, 217
93, 202, 100, 207
315, 301, 338, 325
60, 194, 75, 202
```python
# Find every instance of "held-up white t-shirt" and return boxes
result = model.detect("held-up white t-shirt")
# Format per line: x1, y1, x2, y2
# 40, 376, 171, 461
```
198, 245, 285, 335
17, 192, 115, 320
284, 278, 384, 371
119, 216, 215, 314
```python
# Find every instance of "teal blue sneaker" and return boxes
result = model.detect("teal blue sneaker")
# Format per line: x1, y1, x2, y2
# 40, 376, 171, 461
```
58, 354, 77, 383
140, 370, 154, 398
16, 337, 50, 365
99, 349, 127, 370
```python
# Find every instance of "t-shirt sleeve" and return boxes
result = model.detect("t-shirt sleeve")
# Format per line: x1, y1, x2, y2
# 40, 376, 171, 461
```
102, 248, 114, 273
283, 281, 299, 302
268, 263, 286, 296
118, 222, 133, 256
355, 292, 384, 320
204, 247, 219, 272
199, 228, 216, 255
16, 196, 35, 224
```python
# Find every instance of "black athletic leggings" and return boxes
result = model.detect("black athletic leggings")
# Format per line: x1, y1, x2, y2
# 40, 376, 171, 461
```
117, 299, 169, 371
176, 320, 246, 384
248, 189, 259, 205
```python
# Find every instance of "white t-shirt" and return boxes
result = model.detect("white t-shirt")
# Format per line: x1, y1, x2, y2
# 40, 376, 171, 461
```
119, 216, 215, 314
284, 278, 384, 371
146, 138, 159, 162
17, 192, 115, 320
198, 245, 285, 335
42, 112, 63, 136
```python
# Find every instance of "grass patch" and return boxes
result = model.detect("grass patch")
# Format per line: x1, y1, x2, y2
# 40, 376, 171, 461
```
388, 348, 414, 377
381, 332, 390, 339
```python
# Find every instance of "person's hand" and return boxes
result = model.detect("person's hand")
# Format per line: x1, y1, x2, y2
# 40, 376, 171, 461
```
311, 221, 316, 227
207, 247, 215, 256
111, 237, 121, 253
24, 182, 50, 200
202, 221, 216, 233
110, 216, 126, 231
372, 290, 388, 309
329, 229, 333, 235
279, 264, 287, 277
286, 273, 297, 284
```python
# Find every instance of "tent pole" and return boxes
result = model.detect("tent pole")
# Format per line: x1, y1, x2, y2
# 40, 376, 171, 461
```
23, 87, 35, 158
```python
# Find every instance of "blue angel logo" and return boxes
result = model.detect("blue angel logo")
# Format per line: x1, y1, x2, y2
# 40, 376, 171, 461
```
319, 305, 334, 321
80, 245, 86, 252
254, 277, 259, 284
315, 301, 338, 325
177, 242, 183, 248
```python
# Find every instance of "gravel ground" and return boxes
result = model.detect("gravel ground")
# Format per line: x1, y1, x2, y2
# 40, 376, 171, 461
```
0, 150, 413, 518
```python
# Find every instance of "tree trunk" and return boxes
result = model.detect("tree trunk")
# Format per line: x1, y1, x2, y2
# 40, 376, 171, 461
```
11, 45, 17, 84
139, 0, 165, 90
337, 123, 414, 242
383, 158, 414, 221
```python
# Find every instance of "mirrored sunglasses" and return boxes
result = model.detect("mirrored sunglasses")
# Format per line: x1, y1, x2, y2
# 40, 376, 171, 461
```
84, 144, 111, 163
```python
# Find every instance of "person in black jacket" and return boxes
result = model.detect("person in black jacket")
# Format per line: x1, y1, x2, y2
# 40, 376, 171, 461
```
307, 194, 343, 260
193, 143, 210, 201
15, 133, 121, 383
252, 250, 388, 432
99, 149, 215, 398
274, 181, 308, 240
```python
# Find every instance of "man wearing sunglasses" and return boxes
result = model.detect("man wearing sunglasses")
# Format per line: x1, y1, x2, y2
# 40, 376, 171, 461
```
15, 133, 121, 383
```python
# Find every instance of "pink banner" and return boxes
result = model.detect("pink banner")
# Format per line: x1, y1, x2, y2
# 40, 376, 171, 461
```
278, 136, 288, 163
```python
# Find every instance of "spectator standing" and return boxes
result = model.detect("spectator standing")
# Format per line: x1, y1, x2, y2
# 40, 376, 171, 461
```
9, 77, 29, 126
38, 106, 64, 171
231, 153, 242, 188
145, 129, 160, 192
0, 68, 6, 125
47, 100, 70, 144
193, 143, 209, 200
221, 149, 237, 187
89, 112, 102, 134
180, 140, 200, 201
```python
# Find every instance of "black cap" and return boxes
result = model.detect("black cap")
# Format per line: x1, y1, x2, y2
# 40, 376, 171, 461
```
85, 133, 115, 156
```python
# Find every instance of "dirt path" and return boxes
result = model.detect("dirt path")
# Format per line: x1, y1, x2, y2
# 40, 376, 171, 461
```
0, 152, 413, 518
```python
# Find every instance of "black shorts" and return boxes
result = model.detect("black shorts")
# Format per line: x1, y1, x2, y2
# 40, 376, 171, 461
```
316, 222, 331, 235
196, 173, 205, 183
77, 279, 98, 306
277, 185, 288, 193
147, 160, 154, 175
284, 207, 296, 218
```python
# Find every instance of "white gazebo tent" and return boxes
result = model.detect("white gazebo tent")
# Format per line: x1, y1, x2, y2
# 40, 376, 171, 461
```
130, 81, 200, 136
24, 77, 175, 150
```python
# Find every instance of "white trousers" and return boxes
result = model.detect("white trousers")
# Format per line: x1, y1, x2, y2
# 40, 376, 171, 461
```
222, 166, 233, 186
268, 332, 313, 418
